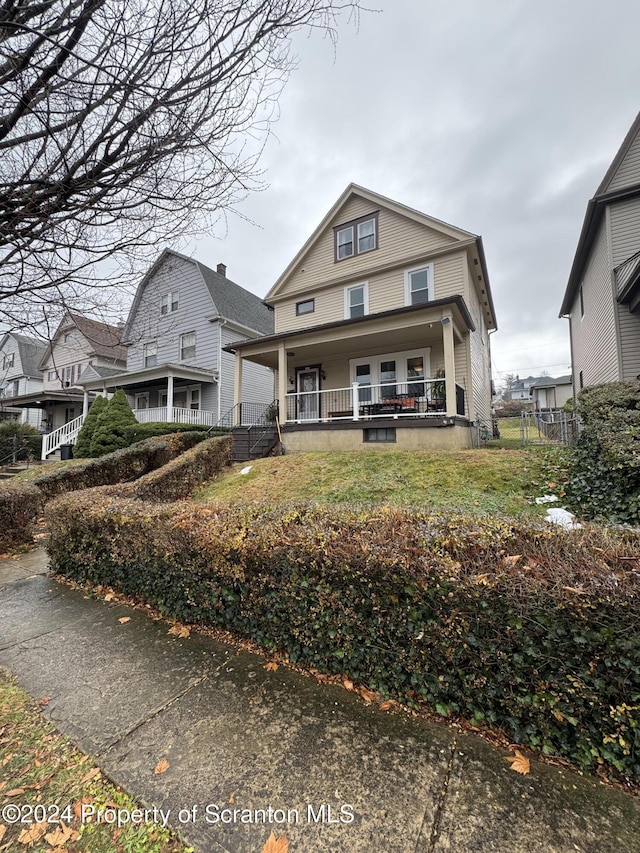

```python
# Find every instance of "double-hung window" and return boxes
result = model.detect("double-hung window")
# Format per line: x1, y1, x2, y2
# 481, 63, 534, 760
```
345, 282, 368, 319
334, 212, 378, 261
3, 353, 14, 369
161, 291, 179, 315
144, 341, 157, 368
180, 331, 196, 361
405, 264, 433, 306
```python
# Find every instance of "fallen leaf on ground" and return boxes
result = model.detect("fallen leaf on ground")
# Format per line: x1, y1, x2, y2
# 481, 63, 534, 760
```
379, 700, 397, 711
358, 687, 377, 703
18, 822, 48, 844
38, 696, 51, 707
118, 616, 131, 624
0, 826, 5, 843
506, 750, 530, 775
229, 792, 235, 804
104, 592, 115, 602
503, 555, 522, 567
154, 758, 170, 775
80, 767, 101, 784
45, 821, 78, 846
264, 661, 278, 672
342, 678, 354, 691
5, 787, 25, 796
74, 798, 93, 819
261, 831, 289, 852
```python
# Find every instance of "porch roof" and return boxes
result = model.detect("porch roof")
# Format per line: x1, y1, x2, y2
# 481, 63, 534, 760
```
226, 296, 474, 350
0, 390, 87, 409
79, 363, 218, 392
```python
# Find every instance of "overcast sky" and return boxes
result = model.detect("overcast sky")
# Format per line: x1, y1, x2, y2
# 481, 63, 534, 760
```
182, 0, 640, 386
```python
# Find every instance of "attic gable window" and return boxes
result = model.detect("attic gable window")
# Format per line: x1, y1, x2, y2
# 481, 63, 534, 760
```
161, 291, 179, 315
334, 212, 378, 262
3, 353, 14, 369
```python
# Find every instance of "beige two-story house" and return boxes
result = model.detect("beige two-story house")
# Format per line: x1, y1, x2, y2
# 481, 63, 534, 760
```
227, 184, 497, 451
561, 111, 640, 391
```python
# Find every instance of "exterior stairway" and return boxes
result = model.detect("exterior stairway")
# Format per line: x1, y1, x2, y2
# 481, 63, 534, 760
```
231, 426, 279, 462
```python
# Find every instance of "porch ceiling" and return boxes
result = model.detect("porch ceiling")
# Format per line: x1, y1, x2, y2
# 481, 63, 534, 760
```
233, 305, 465, 371
80, 363, 217, 392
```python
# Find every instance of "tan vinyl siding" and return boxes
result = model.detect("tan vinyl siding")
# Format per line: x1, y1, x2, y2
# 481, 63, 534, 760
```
617, 303, 640, 380
610, 197, 640, 270
275, 252, 466, 334
277, 197, 457, 300
570, 215, 619, 387
466, 274, 491, 422
607, 128, 640, 192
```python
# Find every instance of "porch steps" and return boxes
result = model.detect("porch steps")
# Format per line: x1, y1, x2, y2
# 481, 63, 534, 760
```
231, 426, 279, 462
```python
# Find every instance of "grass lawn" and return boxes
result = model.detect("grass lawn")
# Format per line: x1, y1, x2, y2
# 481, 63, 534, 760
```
0, 672, 189, 853
196, 447, 566, 519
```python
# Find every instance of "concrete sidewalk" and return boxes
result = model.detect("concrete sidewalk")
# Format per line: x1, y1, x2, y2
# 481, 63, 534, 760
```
1, 550, 639, 853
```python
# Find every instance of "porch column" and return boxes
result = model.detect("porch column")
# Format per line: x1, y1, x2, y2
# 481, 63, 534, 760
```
166, 373, 174, 422
442, 315, 456, 417
233, 350, 243, 426
82, 391, 89, 416
278, 341, 287, 425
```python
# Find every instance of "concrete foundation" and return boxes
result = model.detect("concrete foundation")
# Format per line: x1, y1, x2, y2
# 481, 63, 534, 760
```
282, 420, 473, 452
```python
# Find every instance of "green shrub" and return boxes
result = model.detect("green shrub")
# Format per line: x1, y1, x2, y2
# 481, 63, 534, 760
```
566, 381, 640, 523
0, 484, 44, 549
73, 395, 109, 457
90, 389, 137, 457
122, 421, 221, 444
45, 500, 640, 785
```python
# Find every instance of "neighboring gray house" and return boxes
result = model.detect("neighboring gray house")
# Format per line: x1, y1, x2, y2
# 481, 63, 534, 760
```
506, 376, 548, 402
0, 333, 47, 427
79, 250, 275, 425
561, 111, 640, 391
530, 375, 573, 410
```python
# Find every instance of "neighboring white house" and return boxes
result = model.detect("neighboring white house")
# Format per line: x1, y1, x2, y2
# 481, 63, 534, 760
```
530, 375, 573, 410
79, 250, 275, 426
225, 183, 497, 451
0, 333, 48, 427
561, 110, 640, 391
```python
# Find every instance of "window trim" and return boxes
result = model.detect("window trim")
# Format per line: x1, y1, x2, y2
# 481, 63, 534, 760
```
144, 341, 158, 368
344, 281, 369, 319
180, 331, 196, 361
334, 211, 379, 262
161, 290, 179, 315
295, 298, 315, 317
404, 263, 434, 306
350, 348, 431, 398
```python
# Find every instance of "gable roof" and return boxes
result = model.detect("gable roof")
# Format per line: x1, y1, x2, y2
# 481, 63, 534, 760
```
39, 313, 126, 369
122, 249, 273, 342
266, 183, 478, 302
0, 332, 47, 377
560, 111, 640, 316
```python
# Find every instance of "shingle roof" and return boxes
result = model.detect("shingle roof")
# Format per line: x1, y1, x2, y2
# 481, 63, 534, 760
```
66, 314, 127, 362
10, 333, 47, 377
196, 262, 274, 335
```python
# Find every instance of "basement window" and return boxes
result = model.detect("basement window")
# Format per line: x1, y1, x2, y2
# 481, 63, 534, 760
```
363, 427, 396, 443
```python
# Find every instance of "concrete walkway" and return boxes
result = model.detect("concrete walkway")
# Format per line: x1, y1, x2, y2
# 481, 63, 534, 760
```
1, 549, 639, 853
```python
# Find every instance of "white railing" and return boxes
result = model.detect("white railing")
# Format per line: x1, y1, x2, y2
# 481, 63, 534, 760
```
131, 407, 217, 426
42, 414, 86, 459
285, 380, 453, 423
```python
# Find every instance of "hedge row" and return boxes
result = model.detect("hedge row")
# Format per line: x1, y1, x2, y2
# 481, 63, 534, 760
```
0, 432, 211, 551
45, 500, 640, 785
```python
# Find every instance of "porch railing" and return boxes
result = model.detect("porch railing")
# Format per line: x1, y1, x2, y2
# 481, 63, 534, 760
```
42, 414, 85, 459
285, 381, 466, 423
132, 406, 217, 426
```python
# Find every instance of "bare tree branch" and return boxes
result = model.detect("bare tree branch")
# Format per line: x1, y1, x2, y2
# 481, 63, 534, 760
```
0, 0, 362, 331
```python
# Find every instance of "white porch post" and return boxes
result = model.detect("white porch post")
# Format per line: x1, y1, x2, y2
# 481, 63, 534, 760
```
278, 342, 287, 425
442, 316, 456, 417
352, 382, 360, 421
233, 351, 243, 427
166, 373, 174, 422
82, 391, 89, 416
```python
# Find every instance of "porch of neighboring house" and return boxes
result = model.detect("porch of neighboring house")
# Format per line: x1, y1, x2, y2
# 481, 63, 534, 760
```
36, 364, 221, 458
228, 303, 477, 452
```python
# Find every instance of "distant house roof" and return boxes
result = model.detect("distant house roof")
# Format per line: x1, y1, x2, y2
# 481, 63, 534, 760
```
530, 374, 572, 389
39, 313, 127, 369
196, 260, 273, 335
2, 333, 47, 377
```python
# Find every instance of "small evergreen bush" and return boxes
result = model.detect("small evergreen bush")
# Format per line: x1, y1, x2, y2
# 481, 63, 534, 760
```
73, 395, 109, 458
90, 389, 137, 457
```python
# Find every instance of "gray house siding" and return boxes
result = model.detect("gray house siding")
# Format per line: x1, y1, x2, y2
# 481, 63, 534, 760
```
610, 197, 640, 270
220, 325, 274, 419
0, 335, 45, 427
125, 255, 220, 374
569, 215, 619, 389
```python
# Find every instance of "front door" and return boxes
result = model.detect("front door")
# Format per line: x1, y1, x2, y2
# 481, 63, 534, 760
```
296, 367, 320, 420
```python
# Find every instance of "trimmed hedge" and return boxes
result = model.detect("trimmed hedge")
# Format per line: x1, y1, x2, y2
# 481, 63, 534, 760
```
567, 381, 640, 524
122, 421, 229, 444
0, 484, 44, 548
45, 501, 640, 785
0, 432, 209, 551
